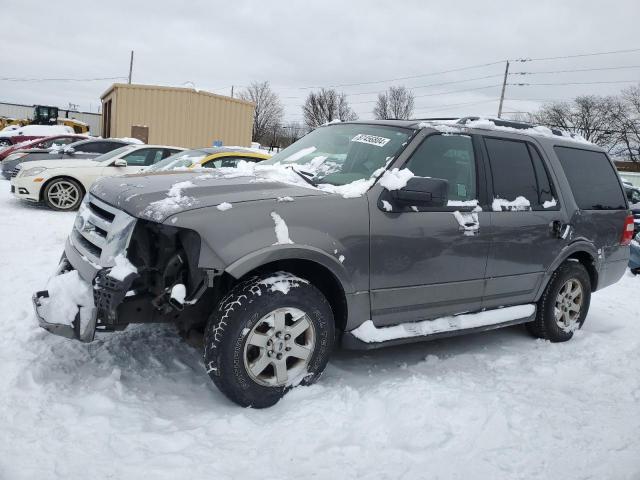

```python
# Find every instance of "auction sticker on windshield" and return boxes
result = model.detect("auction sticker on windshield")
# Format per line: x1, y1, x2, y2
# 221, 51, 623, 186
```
351, 134, 390, 147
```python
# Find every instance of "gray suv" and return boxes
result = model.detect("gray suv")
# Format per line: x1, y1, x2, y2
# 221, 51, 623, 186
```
33, 118, 632, 408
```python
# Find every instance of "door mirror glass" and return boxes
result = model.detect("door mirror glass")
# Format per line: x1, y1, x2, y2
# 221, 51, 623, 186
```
388, 177, 448, 208
113, 158, 127, 167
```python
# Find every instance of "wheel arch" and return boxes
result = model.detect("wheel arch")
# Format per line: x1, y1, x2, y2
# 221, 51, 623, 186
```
224, 248, 352, 332
39, 174, 87, 202
537, 241, 600, 300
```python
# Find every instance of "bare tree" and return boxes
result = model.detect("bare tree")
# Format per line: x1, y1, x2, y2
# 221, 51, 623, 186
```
530, 95, 621, 151
612, 85, 640, 161
280, 121, 306, 147
239, 81, 284, 143
302, 89, 358, 129
373, 86, 415, 120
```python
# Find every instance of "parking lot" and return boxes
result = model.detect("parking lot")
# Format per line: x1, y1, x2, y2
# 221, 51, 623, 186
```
1, 181, 639, 479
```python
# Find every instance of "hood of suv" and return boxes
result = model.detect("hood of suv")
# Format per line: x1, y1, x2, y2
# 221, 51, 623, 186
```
90, 170, 327, 221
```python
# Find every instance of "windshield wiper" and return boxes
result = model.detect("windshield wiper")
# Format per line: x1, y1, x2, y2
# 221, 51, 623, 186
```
288, 166, 317, 186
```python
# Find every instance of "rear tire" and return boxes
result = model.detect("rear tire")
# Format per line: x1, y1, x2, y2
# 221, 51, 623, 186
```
43, 177, 83, 211
203, 272, 335, 408
526, 262, 591, 342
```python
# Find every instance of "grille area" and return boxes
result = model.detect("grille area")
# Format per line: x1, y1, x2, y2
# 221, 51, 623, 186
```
70, 194, 137, 266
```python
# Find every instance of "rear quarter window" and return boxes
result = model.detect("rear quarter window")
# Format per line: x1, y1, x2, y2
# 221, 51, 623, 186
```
554, 146, 626, 210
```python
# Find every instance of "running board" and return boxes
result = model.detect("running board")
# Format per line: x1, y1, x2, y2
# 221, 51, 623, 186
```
341, 304, 536, 350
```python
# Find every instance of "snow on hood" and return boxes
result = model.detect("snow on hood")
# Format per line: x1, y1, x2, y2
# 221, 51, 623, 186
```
89, 169, 327, 222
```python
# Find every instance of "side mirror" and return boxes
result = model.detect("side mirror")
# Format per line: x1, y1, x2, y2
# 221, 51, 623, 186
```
388, 177, 448, 208
113, 159, 127, 167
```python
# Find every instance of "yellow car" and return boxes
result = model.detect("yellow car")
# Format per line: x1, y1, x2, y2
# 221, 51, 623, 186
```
146, 146, 270, 172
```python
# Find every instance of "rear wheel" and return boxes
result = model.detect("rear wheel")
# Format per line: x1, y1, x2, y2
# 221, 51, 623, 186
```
527, 262, 591, 342
43, 178, 83, 211
203, 272, 335, 408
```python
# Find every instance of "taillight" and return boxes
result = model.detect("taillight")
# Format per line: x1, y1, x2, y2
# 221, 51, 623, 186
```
621, 214, 634, 245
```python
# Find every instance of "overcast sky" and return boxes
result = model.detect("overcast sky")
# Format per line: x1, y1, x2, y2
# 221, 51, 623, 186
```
2, 0, 639, 123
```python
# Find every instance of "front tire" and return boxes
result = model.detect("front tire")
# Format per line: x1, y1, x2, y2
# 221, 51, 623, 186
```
527, 261, 591, 342
43, 177, 83, 211
204, 272, 335, 408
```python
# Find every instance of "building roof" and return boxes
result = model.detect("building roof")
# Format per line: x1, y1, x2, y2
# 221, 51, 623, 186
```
100, 83, 254, 108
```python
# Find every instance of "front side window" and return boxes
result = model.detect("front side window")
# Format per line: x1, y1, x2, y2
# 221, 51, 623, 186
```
404, 134, 477, 203
261, 124, 413, 186
123, 148, 165, 166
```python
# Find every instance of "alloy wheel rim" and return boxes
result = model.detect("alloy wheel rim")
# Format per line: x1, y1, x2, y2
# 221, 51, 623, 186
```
47, 181, 79, 209
554, 278, 583, 332
243, 307, 315, 387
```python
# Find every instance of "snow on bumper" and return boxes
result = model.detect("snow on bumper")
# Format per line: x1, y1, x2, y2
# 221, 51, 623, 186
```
33, 256, 139, 342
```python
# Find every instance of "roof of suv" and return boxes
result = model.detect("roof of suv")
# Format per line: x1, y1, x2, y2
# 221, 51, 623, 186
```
339, 117, 598, 149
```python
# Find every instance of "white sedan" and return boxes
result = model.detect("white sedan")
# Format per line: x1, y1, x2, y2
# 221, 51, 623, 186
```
10, 144, 184, 210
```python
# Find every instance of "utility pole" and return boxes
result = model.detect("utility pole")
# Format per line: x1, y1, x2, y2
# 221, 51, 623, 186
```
497, 60, 510, 118
128, 50, 134, 84
231, 85, 234, 98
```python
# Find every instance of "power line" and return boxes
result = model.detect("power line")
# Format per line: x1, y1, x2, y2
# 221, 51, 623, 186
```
520, 47, 640, 62
509, 80, 639, 86
513, 65, 640, 75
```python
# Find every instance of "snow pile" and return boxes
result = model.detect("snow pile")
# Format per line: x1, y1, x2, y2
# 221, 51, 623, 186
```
260, 272, 308, 295
492, 196, 531, 212
108, 254, 138, 281
271, 212, 293, 244
352, 304, 536, 343
379, 168, 414, 191
543, 198, 557, 209
40, 270, 94, 326
170, 284, 186, 303
216, 202, 233, 211
447, 199, 479, 207
420, 118, 592, 145
277, 196, 294, 202
452, 209, 480, 236
115, 137, 145, 145
381, 200, 393, 212
142, 181, 196, 221
0, 125, 74, 138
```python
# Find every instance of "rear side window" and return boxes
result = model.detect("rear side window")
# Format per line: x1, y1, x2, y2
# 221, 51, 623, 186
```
554, 146, 626, 210
484, 138, 556, 210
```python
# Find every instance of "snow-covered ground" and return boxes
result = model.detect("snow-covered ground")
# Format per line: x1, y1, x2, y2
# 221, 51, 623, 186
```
1, 183, 639, 480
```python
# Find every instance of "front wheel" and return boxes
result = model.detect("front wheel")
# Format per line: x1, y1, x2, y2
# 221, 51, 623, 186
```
527, 261, 591, 342
43, 177, 83, 211
204, 272, 335, 408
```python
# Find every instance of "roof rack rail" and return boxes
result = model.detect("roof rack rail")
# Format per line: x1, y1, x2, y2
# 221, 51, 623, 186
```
456, 116, 566, 137
411, 117, 460, 122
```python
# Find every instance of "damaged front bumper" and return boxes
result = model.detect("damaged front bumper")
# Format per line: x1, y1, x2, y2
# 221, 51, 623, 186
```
32, 257, 138, 343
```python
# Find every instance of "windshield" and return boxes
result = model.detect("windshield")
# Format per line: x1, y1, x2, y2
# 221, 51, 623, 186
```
146, 149, 208, 172
261, 124, 413, 186
92, 145, 137, 162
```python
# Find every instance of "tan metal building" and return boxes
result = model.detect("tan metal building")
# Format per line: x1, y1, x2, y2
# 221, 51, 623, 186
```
100, 83, 254, 148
